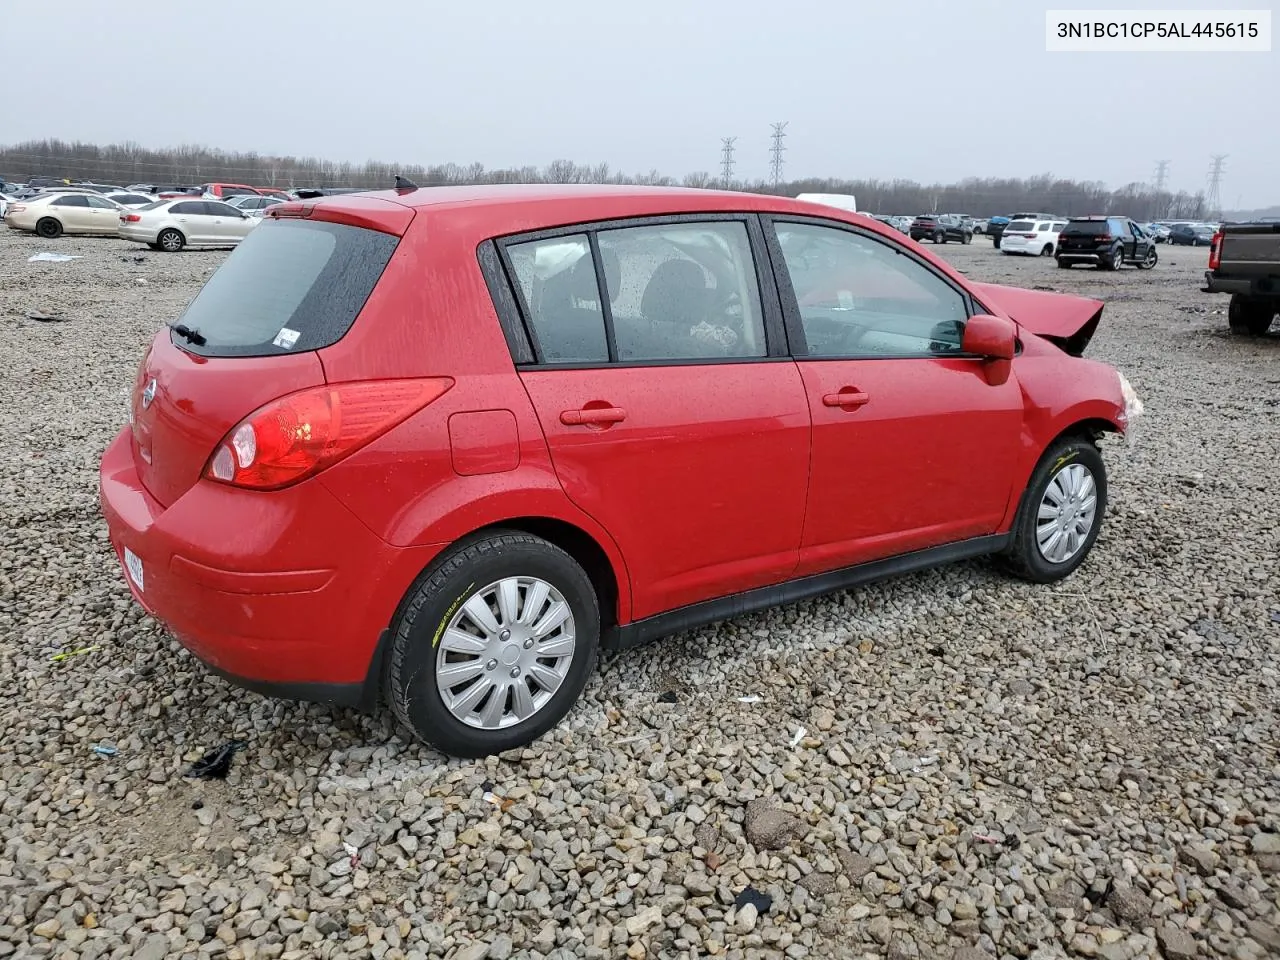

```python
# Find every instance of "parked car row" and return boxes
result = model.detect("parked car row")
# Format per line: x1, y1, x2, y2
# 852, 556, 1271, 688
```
0, 176, 369, 250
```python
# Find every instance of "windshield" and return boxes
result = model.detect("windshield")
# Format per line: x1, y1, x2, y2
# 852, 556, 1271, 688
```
171, 219, 398, 358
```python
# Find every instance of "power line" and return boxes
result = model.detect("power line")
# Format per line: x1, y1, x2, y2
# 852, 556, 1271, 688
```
1206, 154, 1227, 217
1153, 160, 1169, 192
719, 137, 737, 189
769, 122, 788, 188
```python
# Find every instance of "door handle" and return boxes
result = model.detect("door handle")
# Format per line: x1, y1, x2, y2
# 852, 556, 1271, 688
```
560, 407, 626, 426
822, 389, 870, 408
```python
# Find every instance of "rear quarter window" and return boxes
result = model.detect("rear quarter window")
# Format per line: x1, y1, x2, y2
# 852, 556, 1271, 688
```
170, 219, 399, 358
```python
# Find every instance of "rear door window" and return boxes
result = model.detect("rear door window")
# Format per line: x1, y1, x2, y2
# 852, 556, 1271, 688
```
169, 219, 399, 358
506, 235, 610, 364
53, 195, 90, 207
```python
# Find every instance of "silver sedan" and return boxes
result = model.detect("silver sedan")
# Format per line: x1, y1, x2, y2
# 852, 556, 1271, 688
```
118, 199, 258, 252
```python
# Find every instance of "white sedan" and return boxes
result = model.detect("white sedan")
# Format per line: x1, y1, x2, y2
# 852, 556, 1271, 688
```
118, 198, 258, 252
1000, 219, 1068, 257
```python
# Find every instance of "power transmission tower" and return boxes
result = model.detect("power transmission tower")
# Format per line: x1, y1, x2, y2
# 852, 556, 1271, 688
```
720, 137, 737, 189
769, 122, 788, 187
1206, 155, 1227, 217
1153, 160, 1169, 192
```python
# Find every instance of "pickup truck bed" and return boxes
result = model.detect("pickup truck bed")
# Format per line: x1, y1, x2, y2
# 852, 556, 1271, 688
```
1203, 221, 1280, 335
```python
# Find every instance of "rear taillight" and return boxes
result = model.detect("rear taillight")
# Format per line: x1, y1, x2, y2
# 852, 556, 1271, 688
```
1096, 234, 1112, 242
204, 378, 454, 490
1208, 231, 1223, 270
122, 213, 141, 222
9, 204, 26, 213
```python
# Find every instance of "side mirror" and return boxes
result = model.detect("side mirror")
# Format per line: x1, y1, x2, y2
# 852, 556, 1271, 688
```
962, 314, 1016, 386
962, 314, 1016, 360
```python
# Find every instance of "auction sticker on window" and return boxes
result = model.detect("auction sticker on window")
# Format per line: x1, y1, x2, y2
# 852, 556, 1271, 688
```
123, 547, 145, 593
272, 327, 301, 349
1046, 9, 1271, 51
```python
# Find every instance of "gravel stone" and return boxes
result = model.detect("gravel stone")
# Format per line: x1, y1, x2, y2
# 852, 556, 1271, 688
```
1156, 923, 1197, 960
1107, 883, 1153, 925
2, 237, 1277, 960
744, 799, 803, 850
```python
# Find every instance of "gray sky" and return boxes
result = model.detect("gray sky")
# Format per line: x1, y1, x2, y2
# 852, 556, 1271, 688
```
8, 0, 1278, 206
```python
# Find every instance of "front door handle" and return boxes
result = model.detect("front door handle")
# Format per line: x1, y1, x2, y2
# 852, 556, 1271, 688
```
561, 406, 626, 426
822, 389, 870, 408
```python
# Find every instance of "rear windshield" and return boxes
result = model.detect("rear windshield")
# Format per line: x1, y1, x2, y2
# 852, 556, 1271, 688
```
1063, 221, 1110, 235
1006, 221, 1033, 231
171, 219, 399, 358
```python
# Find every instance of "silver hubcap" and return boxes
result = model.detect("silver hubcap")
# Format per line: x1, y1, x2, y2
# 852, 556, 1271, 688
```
435, 577, 576, 729
162, 233, 180, 250
1036, 463, 1097, 564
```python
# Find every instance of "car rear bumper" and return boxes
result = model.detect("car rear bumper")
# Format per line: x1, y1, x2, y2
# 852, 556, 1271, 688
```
98, 429, 445, 709
118, 223, 159, 243
1204, 271, 1276, 297
1057, 249, 1107, 262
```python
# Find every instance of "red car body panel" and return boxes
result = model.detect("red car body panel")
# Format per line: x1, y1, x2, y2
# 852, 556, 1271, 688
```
520, 363, 811, 619
793, 357, 1023, 577
99, 184, 1129, 704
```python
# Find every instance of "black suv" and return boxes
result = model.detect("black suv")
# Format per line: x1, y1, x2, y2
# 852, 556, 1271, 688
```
1056, 217, 1158, 271
909, 214, 973, 244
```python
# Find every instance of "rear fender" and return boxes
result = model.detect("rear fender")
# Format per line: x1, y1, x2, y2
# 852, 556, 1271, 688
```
377, 473, 634, 625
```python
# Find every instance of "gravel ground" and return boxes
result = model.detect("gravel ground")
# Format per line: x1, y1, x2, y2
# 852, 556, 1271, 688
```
1, 228, 1278, 960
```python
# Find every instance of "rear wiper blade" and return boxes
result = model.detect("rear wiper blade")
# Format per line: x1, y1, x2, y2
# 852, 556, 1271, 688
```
169, 322, 206, 346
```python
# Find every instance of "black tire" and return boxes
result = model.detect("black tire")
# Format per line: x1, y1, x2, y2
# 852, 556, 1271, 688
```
1106, 245, 1124, 270
386, 531, 600, 758
1056, 257, 1072, 269
157, 228, 185, 252
993, 237, 1001, 250
1227, 294, 1277, 336
962, 232, 972, 245
1137, 246, 1158, 270
1040, 244, 1054, 257
999, 436, 1108, 584
35, 217, 62, 239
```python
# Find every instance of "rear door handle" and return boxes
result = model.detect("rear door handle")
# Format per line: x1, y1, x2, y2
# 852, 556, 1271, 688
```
560, 407, 626, 426
822, 389, 870, 408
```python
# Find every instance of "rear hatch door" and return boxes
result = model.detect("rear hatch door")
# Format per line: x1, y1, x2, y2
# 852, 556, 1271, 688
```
130, 211, 404, 507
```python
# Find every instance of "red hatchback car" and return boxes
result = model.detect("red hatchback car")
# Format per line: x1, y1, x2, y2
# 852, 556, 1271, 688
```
99, 184, 1142, 757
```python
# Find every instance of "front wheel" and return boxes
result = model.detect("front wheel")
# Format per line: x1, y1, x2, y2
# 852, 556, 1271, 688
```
962, 232, 972, 245
1228, 294, 1277, 336
934, 231, 944, 244
1137, 247, 1158, 270
999, 437, 1107, 583
386, 531, 600, 758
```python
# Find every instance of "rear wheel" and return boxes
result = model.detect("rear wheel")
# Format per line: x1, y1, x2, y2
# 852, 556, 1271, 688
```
992, 236, 1001, 250
999, 436, 1107, 583
1107, 245, 1124, 270
1137, 246, 1157, 270
157, 228, 184, 252
35, 217, 62, 239
934, 230, 944, 244
962, 232, 972, 245
1056, 257, 1072, 269
1228, 294, 1277, 336
1040, 244, 1054, 257
386, 531, 600, 758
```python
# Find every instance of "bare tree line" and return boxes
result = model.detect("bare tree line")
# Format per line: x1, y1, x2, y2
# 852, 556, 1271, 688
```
0, 138, 1210, 221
